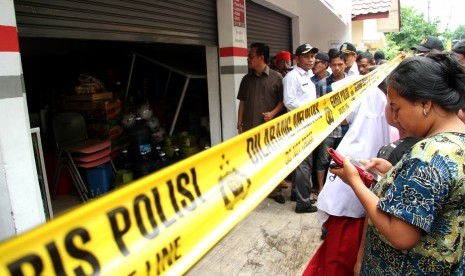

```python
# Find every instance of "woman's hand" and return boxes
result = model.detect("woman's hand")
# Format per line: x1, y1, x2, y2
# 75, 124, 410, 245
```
329, 156, 363, 188
359, 158, 392, 177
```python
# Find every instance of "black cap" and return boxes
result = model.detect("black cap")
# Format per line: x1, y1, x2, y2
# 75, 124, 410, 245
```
315, 53, 329, 62
340, 42, 357, 54
295, 43, 318, 56
411, 36, 444, 52
452, 40, 465, 55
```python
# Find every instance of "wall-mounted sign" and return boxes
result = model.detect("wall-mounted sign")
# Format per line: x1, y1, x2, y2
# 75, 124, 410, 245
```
233, 0, 245, 28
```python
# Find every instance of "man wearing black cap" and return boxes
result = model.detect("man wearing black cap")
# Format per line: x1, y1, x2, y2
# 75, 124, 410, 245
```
283, 43, 319, 213
340, 42, 359, 76
411, 36, 444, 54
452, 40, 465, 64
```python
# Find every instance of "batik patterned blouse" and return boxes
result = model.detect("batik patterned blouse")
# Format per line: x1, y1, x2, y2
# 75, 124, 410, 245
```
361, 132, 465, 275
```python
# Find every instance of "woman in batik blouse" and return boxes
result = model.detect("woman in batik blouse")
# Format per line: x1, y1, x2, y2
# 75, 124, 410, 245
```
330, 53, 465, 275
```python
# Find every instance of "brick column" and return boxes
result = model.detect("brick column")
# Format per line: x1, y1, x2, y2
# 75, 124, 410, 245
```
0, 0, 45, 240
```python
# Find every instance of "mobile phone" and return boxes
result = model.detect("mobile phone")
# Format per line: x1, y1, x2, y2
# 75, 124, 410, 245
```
327, 148, 378, 187
350, 158, 380, 183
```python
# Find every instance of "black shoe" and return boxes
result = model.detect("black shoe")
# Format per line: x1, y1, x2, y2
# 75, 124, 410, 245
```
320, 229, 327, 240
309, 199, 317, 204
290, 193, 296, 201
270, 194, 285, 204
295, 205, 317, 213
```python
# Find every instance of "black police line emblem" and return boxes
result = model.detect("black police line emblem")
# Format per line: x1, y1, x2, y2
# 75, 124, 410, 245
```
218, 154, 252, 210
324, 107, 334, 125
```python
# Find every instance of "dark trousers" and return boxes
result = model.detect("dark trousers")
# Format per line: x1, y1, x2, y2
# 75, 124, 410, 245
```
292, 153, 313, 207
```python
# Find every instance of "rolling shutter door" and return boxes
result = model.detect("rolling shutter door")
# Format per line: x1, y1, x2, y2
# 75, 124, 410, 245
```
14, 0, 217, 46
246, 0, 292, 56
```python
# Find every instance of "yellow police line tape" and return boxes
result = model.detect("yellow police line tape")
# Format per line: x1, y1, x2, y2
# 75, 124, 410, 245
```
0, 56, 403, 276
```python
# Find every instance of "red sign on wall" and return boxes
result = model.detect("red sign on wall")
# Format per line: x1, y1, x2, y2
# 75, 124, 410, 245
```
233, 0, 245, 28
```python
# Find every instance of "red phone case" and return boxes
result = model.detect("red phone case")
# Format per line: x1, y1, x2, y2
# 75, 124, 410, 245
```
327, 148, 374, 187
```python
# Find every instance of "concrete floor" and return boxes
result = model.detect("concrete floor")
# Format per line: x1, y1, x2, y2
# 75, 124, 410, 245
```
187, 184, 322, 276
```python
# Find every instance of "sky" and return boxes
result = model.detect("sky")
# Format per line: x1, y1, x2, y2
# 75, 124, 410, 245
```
400, 0, 465, 32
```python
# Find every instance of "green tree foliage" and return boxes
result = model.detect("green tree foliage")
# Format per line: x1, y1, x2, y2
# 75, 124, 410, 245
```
383, 7, 440, 59
452, 25, 465, 41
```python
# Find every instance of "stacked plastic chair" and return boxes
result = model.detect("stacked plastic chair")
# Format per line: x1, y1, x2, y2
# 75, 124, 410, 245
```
52, 111, 115, 201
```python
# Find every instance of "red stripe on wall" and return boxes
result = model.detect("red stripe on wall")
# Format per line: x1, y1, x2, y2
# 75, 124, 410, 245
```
220, 47, 248, 57
0, 25, 19, 52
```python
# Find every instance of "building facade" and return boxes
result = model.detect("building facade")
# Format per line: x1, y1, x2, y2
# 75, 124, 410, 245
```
0, 0, 353, 239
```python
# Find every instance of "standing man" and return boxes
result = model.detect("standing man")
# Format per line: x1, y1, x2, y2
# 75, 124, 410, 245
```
275, 50, 293, 77
314, 51, 348, 193
374, 50, 386, 65
452, 40, 465, 64
283, 43, 319, 213
411, 36, 444, 55
311, 52, 330, 91
356, 52, 375, 76
340, 42, 359, 76
275, 49, 293, 189
237, 42, 286, 203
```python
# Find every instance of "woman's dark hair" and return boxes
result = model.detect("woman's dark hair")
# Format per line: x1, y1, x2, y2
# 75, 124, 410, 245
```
250, 42, 270, 63
385, 53, 465, 112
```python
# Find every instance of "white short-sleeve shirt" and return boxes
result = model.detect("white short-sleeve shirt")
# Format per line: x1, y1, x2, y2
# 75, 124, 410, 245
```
283, 66, 316, 111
